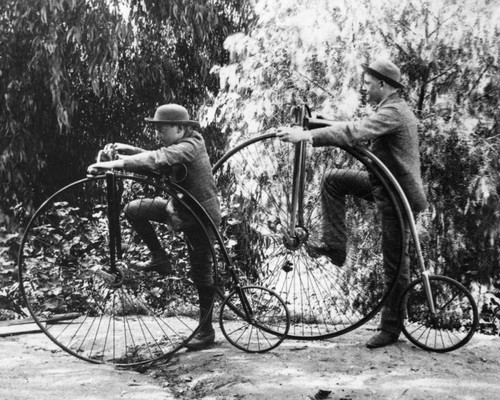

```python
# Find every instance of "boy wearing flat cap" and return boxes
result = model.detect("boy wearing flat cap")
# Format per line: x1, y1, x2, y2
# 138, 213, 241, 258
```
277, 58, 427, 349
88, 103, 221, 350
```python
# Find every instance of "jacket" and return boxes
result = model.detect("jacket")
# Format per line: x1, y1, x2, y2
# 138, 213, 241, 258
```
311, 93, 428, 212
122, 130, 221, 224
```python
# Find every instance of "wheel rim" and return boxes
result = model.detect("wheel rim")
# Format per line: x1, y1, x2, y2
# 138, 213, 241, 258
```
18, 174, 216, 365
214, 135, 405, 339
400, 275, 478, 352
219, 285, 290, 353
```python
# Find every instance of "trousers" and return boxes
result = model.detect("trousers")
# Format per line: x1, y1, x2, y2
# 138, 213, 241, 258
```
321, 169, 411, 335
123, 198, 218, 287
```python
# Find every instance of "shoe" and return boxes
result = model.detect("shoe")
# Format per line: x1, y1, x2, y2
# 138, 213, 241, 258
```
131, 251, 172, 276
185, 328, 215, 350
307, 245, 346, 266
366, 331, 399, 348
138, 259, 172, 275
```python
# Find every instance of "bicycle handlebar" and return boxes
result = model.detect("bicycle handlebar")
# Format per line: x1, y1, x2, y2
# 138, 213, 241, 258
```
304, 117, 336, 130
96, 147, 118, 163
89, 145, 177, 182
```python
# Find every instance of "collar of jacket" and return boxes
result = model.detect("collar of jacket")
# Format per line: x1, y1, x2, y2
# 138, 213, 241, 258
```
375, 92, 400, 110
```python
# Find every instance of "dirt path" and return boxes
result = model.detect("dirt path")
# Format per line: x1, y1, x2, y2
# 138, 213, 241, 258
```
1, 324, 499, 399
0, 334, 174, 400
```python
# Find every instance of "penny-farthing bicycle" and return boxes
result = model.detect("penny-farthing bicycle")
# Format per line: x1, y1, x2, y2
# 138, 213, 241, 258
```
213, 104, 478, 352
17, 151, 290, 366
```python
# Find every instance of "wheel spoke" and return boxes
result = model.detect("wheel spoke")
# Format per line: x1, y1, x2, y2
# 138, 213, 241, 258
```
18, 174, 217, 365
214, 135, 405, 339
399, 275, 478, 352
219, 286, 289, 353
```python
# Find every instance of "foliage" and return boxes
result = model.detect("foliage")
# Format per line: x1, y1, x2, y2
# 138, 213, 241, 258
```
18, 175, 202, 319
1, 0, 128, 226
3, 0, 500, 324
1, 0, 254, 317
202, 0, 500, 290
0, 0, 254, 229
213, 136, 398, 320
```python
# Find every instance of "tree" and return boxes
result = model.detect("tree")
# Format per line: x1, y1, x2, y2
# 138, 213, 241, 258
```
202, 0, 500, 286
0, 0, 128, 226
1, 0, 255, 318
0, 0, 254, 228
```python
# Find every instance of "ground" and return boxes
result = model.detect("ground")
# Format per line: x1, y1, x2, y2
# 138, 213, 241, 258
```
1, 324, 499, 400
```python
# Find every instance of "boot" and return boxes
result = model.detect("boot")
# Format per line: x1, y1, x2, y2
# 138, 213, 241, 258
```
366, 330, 399, 348
306, 245, 346, 266
132, 249, 172, 275
185, 285, 215, 350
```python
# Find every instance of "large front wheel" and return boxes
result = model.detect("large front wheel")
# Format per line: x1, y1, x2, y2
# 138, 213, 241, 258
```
18, 173, 217, 366
213, 133, 406, 339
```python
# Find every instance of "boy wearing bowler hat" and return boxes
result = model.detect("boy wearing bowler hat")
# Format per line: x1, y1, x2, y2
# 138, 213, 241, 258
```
88, 104, 221, 350
277, 58, 427, 348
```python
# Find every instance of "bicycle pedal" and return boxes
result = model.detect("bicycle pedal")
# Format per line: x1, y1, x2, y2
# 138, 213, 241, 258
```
281, 260, 293, 272
94, 269, 115, 282
90, 265, 115, 280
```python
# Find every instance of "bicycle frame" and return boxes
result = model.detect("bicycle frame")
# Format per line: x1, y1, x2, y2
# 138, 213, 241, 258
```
278, 104, 437, 317
105, 172, 122, 270
98, 170, 281, 337
212, 105, 478, 350
305, 113, 436, 313
354, 148, 436, 314
98, 170, 230, 270
290, 106, 307, 237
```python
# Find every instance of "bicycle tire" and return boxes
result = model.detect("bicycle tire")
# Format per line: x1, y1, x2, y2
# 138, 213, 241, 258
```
18, 172, 217, 366
399, 275, 479, 352
219, 285, 290, 353
213, 133, 406, 339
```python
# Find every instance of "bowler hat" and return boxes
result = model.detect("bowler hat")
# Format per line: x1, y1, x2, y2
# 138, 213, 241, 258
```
145, 104, 199, 126
362, 58, 404, 89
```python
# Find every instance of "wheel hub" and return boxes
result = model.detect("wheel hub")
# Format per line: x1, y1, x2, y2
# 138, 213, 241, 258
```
282, 226, 309, 250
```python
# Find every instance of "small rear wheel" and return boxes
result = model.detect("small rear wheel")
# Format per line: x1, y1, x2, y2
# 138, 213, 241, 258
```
219, 285, 290, 353
399, 275, 478, 352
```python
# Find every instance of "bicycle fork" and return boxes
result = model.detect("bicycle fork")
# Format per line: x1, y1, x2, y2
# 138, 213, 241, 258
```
97, 171, 125, 286
226, 269, 255, 322
283, 106, 308, 249
422, 270, 437, 315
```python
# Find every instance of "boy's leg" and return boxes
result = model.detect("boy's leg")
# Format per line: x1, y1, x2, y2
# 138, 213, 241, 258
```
187, 284, 215, 350
123, 198, 172, 273
182, 222, 217, 350
124, 198, 170, 252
